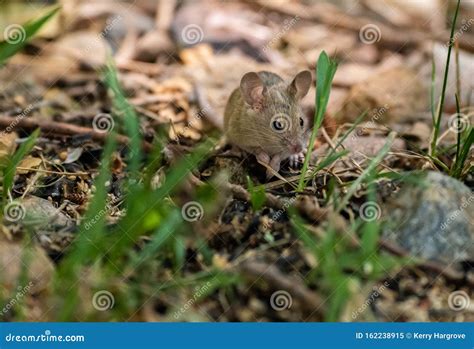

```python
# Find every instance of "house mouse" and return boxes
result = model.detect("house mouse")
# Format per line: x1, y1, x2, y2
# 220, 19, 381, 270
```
223, 70, 313, 177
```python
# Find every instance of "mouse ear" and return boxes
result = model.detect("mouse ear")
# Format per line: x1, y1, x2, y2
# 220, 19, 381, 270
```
240, 72, 265, 109
288, 70, 312, 100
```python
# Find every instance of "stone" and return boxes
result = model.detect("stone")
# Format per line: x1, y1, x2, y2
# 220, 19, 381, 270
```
0, 239, 54, 294
19, 196, 72, 230
382, 171, 474, 264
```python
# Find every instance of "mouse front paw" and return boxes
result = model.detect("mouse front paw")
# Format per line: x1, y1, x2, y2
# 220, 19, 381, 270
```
288, 152, 305, 168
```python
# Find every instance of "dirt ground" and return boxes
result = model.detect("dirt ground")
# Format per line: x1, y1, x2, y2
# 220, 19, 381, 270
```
0, 0, 472, 322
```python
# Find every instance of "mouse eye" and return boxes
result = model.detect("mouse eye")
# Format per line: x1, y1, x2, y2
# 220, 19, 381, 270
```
270, 114, 291, 133
272, 120, 285, 131
299, 117, 304, 127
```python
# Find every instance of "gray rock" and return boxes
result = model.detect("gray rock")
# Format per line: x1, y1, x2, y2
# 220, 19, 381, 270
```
3, 196, 72, 230
382, 171, 474, 264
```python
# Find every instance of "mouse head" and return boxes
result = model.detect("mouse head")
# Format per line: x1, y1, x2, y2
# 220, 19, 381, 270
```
240, 70, 312, 157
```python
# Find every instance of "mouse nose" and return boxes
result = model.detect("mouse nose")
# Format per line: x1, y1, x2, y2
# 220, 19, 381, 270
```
289, 142, 303, 154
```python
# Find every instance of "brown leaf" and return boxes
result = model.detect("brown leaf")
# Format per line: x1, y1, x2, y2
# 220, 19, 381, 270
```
0, 132, 18, 161
339, 67, 428, 124
17, 156, 43, 174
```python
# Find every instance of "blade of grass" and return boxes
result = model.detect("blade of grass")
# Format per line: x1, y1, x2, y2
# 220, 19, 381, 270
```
311, 149, 349, 175
103, 58, 142, 179
108, 139, 215, 261
59, 134, 117, 271
291, 211, 319, 255
430, 58, 436, 125
0, 6, 60, 64
336, 132, 395, 212
57, 133, 117, 321
246, 176, 266, 211
129, 209, 183, 269
449, 94, 473, 178
306, 110, 368, 180
329, 110, 368, 153
297, 51, 337, 191
1, 129, 40, 203
452, 128, 474, 178
430, 0, 461, 156
454, 94, 462, 170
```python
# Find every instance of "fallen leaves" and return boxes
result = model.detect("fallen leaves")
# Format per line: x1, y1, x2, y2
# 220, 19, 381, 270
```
339, 67, 428, 124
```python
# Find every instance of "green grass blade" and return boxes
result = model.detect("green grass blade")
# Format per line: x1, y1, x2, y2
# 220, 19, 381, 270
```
330, 110, 368, 153
309, 149, 349, 177
449, 94, 473, 178
306, 110, 368, 179
336, 133, 395, 211
56, 133, 117, 321
103, 59, 142, 179
246, 176, 266, 211
0, 6, 60, 64
430, 58, 436, 125
60, 133, 117, 269
1, 129, 40, 202
430, 0, 461, 156
454, 94, 462, 172
130, 209, 183, 269
108, 139, 215, 260
298, 51, 338, 191
453, 128, 474, 178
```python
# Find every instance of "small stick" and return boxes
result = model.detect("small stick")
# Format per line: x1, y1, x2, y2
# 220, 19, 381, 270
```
239, 259, 326, 314
15, 167, 90, 176
0, 115, 153, 152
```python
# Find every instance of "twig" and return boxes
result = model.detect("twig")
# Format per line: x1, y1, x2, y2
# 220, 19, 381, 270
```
193, 83, 224, 130
379, 239, 468, 284
320, 127, 359, 172
239, 259, 326, 314
0, 115, 153, 152
15, 167, 90, 176
227, 183, 284, 210
246, 0, 474, 52
156, 0, 176, 31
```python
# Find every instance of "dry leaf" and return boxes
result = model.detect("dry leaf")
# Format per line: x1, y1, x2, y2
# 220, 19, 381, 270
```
17, 156, 43, 174
0, 132, 18, 161
339, 67, 428, 124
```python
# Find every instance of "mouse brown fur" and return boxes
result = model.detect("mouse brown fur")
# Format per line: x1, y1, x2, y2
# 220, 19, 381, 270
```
223, 70, 312, 177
